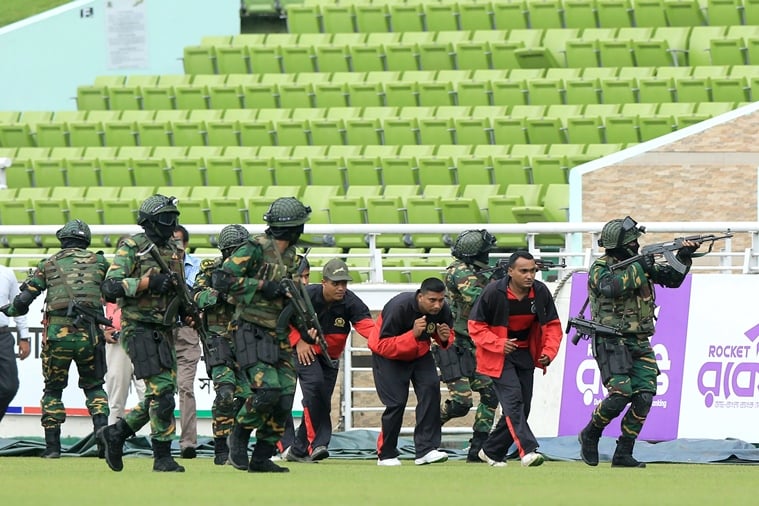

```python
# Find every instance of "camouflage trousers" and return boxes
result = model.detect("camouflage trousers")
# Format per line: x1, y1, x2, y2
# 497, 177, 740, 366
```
41, 324, 108, 429
236, 340, 297, 446
441, 373, 497, 433
121, 325, 178, 442
591, 335, 658, 439
210, 360, 237, 438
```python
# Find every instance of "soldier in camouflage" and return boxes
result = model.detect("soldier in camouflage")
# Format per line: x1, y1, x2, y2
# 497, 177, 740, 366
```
438, 229, 499, 462
97, 195, 187, 473
193, 224, 249, 465
1, 219, 110, 459
578, 217, 699, 468
212, 197, 311, 473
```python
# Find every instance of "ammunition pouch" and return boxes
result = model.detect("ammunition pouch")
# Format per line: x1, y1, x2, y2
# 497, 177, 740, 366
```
595, 337, 633, 384
129, 326, 173, 379
203, 334, 233, 377
235, 322, 279, 369
433, 343, 475, 383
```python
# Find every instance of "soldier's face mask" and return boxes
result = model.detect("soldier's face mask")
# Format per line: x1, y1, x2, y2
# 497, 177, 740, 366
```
268, 224, 304, 243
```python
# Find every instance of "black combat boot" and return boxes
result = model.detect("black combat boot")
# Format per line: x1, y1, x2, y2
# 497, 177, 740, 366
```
611, 437, 646, 468
578, 421, 603, 466
92, 414, 108, 459
152, 439, 185, 472
214, 437, 229, 466
227, 423, 252, 470
41, 427, 61, 459
467, 431, 489, 463
97, 418, 135, 472
248, 441, 289, 473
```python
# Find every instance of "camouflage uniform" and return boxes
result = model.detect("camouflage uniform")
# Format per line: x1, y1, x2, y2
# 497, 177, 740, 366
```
579, 216, 692, 468
97, 194, 187, 473
216, 196, 311, 473
194, 256, 241, 463
4, 220, 109, 458
436, 229, 499, 462
440, 261, 497, 439
220, 235, 298, 445
105, 233, 185, 441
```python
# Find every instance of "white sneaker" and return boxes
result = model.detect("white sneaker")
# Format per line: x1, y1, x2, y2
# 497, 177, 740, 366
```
521, 451, 545, 467
271, 446, 290, 461
478, 448, 507, 467
414, 449, 449, 465
377, 457, 402, 466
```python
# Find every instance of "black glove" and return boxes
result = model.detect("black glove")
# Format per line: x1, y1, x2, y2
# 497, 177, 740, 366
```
148, 273, 173, 294
638, 254, 656, 275
260, 280, 284, 300
0, 303, 10, 317
678, 244, 699, 258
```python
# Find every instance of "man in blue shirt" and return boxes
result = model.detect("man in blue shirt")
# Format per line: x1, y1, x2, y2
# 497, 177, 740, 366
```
174, 225, 201, 458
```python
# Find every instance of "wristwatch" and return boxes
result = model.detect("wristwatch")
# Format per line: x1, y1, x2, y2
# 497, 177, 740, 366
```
19, 337, 31, 342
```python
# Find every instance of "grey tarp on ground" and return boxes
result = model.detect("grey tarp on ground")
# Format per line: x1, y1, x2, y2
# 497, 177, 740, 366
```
2, 431, 758, 463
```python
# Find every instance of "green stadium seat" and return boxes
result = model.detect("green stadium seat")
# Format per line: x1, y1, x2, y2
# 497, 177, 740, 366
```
530, 155, 568, 185
458, 2, 493, 30
664, 0, 707, 26
415, 156, 454, 187
512, 183, 569, 246
321, 5, 355, 34
404, 196, 445, 248
674, 76, 711, 102
600, 77, 637, 104
526, 0, 563, 29
688, 26, 727, 66
365, 196, 407, 248
249, 46, 283, 74
285, 4, 321, 34
526, 117, 568, 144
280, 45, 318, 74
566, 116, 605, 143
389, 3, 424, 32
355, 4, 391, 33
344, 156, 381, 187
598, 39, 635, 68
328, 196, 368, 248
596, 0, 634, 27
183, 45, 216, 75
563, 0, 598, 29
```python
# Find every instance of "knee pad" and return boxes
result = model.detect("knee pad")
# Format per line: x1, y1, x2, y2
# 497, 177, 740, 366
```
444, 399, 472, 418
631, 392, 654, 419
155, 390, 175, 420
603, 392, 631, 418
216, 383, 236, 409
250, 388, 280, 411
478, 385, 498, 410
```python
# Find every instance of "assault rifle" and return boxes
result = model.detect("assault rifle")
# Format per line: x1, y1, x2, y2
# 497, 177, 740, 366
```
566, 317, 623, 346
146, 243, 208, 342
279, 253, 338, 369
609, 231, 733, 274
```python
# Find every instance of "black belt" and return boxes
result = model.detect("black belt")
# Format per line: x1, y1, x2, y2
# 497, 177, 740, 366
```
0, 326, 9, 333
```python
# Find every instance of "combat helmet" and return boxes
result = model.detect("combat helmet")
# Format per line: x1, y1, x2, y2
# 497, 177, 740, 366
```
599, 216, 646, 248
137, 194, 179, 227
263, 197, 311, 227
56, 219, 91, 246
218, 224, 249, 251
451, 229, 496, 262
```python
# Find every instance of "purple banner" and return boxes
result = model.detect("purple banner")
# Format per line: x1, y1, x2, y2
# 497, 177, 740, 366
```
558, 272, 692, 441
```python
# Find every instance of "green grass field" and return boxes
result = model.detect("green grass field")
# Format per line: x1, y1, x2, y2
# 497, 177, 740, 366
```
2, 457, 754, 505
0, 0, 71, 28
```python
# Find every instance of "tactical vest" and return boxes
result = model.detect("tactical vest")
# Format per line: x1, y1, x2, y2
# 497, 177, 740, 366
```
125, 233, 184, 325
43, 249, 105, 310
446, 260, 489, 337
201, 257, 235, 334
237, 234, 296, 329
590, 256, 656, 335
